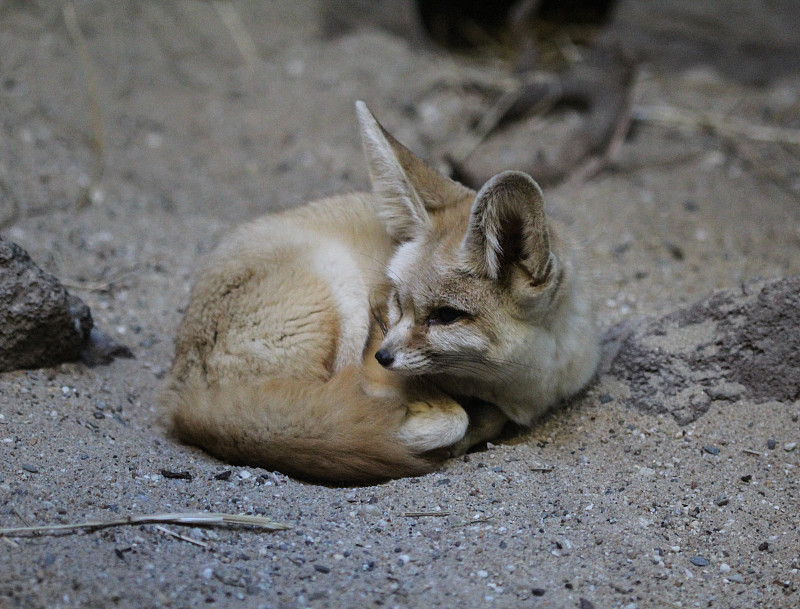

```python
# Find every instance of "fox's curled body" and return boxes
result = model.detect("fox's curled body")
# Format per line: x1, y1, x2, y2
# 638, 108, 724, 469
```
161, 102, 599, 483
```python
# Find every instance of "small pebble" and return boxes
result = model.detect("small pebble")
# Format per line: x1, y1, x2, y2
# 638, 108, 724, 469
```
690, 556, 709, 567
637, 466, 656, 478
703, 446, 720, 455
728, 574, 745, 583
476, 570, 489, 579
665, 242, 684, 261
719, 563, 731, 573
313, 564, 331, 574
740, 474, 752, 483
21, 463, 39, 473
531, 588, 546, 597
784, 442, 797, 452
758, 541, 769, 551
767, 438, 776, 450
161, 470, 192, 481
362, 504, 381, 516
714, 495, 729, 507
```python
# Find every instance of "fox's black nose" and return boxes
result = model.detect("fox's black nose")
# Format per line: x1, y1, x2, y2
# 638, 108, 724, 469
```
375, 348, 394, 368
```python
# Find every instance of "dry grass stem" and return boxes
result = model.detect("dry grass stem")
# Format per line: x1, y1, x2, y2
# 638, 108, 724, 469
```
448, 76, 550, 166
634, 104, 800, 146
0, 177, 21, 229
61, 268, 140, 293
213, 1, 258, 66
0, 512, 291, 537
155, 525, 210, 548
402, 511, 452, 518
62, 1, 106, 208
451, 518, 494, 528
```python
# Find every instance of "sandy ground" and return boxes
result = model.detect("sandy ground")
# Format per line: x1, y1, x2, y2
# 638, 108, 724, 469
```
1, 1, 799, 608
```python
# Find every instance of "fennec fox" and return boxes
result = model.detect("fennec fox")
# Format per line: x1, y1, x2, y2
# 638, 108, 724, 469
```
161, 101, 598, 483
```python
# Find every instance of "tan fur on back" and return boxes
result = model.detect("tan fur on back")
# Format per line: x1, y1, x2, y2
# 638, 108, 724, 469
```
162, 194, 449, 483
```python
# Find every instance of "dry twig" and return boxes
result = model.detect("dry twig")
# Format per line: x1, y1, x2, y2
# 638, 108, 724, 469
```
0, 512, 291, 537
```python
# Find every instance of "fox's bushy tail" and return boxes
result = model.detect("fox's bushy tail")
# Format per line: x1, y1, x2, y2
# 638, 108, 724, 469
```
163, 368, 436, 484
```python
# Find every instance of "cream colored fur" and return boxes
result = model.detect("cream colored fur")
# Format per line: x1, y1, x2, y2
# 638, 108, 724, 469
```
161, 101, 598, 484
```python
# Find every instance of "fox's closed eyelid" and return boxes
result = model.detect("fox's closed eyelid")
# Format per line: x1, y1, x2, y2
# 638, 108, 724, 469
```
393, 292, 402, 313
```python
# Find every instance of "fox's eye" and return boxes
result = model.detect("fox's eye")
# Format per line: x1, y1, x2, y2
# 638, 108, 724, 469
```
427, 306, 467, 326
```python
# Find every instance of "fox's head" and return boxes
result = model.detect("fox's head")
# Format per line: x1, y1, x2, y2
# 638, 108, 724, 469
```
356, 102, 580, 383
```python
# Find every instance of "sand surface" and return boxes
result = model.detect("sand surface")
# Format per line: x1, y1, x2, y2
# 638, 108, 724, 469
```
1, 2, 799, 607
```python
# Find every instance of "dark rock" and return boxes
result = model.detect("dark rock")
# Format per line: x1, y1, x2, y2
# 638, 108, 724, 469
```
0, 238, 92, 371
606, 276, 800, 424
690, 555, 709, 567
0, 237, 131, 371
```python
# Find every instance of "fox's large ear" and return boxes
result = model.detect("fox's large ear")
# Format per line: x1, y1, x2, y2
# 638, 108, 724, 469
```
460, 171, 553, 282
356, 100, 469, 241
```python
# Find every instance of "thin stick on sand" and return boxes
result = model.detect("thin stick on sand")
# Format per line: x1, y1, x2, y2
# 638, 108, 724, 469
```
0, 512, 291, 537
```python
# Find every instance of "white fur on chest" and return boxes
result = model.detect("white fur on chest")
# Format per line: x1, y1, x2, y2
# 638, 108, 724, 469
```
311, 239, 372, 371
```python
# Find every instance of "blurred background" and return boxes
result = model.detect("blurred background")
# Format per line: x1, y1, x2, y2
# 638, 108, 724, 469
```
1, 0, 799, 319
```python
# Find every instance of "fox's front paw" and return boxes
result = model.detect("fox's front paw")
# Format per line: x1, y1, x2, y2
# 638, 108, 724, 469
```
446, 402, 509, 457
397, 399, 468, 453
